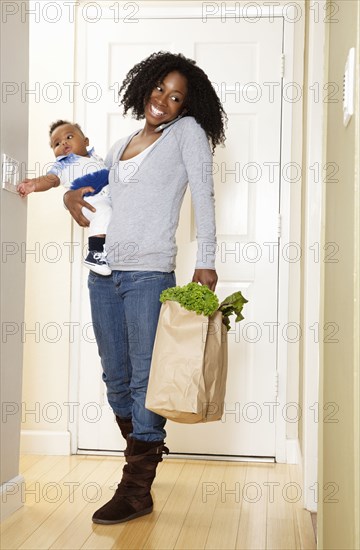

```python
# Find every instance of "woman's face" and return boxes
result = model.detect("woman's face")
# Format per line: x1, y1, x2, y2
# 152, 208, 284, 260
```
144, 70, 188, 128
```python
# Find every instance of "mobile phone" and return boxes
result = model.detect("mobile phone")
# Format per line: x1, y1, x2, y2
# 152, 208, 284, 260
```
154, 115, 183, 132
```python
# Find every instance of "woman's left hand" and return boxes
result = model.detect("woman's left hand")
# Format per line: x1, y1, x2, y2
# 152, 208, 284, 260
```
192, 269, 218, 291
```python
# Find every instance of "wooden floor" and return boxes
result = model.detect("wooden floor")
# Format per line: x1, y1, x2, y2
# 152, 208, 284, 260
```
1, 455, 316, 550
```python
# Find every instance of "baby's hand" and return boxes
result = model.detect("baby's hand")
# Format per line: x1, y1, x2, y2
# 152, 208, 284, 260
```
17, 179, 36, 197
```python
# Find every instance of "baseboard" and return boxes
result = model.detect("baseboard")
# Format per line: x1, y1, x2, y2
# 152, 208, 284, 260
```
286, 438, 301, 464
0, 475, 25, 521
20, 430, 71, 455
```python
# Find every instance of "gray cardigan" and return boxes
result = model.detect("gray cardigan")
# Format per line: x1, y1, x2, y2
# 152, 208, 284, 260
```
104, 116, 217, 272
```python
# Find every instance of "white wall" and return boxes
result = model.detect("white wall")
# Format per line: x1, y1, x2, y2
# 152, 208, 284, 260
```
21, 1, 75, 453
0, 0, 29, 519
318, 1, 360, 546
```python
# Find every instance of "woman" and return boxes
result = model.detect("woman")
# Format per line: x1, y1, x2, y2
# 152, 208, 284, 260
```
64, 51, 226, 525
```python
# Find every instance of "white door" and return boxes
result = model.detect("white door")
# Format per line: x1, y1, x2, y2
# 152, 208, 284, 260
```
74, 8, 283, 457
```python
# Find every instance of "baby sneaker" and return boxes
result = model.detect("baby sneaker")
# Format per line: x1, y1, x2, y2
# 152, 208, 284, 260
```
84, 249, 111, 276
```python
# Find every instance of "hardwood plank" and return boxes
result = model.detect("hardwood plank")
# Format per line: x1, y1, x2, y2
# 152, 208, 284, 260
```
295, 508, 316, 550
205, 462, 246, 550
174, 461, 226, 549
19, 454, 45, 473
287, 464, 316, 549
235, 463, 269, 549
267, 518, 298, 550
266, 463, 297, 549
142, 460, 207, 550
287, 463, 303, 549
50, 458, 125, 550
310, 513, 317, 544
0, 455, 81, 535
80, 521, 125, 548
20, 457, 120, 550
17, 455, 64, 485
1, 458, 99, 549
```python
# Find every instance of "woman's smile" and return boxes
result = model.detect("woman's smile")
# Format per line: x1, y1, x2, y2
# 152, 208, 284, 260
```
149, 102, 166, 118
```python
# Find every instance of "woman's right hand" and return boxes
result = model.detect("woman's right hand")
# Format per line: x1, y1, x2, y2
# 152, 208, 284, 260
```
63, 187, 95, 227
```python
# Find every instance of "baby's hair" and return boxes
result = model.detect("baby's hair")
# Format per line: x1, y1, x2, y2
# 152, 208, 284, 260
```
119, 51, 227, 154
49, 120, 85, 139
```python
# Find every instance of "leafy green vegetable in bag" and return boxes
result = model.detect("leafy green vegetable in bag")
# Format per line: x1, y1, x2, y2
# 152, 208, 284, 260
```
160, 282, 219, 316
218, 291, 248, 331
160, 283, 248, 330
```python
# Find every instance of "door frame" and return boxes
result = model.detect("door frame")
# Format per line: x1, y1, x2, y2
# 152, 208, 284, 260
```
68, 1, 304, 465
301, 2, 326, 512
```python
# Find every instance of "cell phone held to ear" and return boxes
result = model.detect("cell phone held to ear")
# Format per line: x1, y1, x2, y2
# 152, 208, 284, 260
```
154, 114, 184, 133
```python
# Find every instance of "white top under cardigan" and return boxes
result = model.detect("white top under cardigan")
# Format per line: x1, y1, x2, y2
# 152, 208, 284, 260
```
117, 138, 157, 185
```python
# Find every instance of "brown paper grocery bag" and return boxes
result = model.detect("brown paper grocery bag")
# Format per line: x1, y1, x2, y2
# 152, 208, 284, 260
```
145, 301, 228, 423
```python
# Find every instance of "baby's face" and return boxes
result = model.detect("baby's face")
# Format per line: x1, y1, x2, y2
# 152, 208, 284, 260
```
50, 124, 89, 157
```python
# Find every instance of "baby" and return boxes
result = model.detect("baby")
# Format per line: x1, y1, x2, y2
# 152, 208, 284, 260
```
17, 120, 112, 276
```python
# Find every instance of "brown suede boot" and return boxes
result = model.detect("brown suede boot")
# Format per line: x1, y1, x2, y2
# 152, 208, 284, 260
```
92, 437, 168, 525
115, 416, 133, 440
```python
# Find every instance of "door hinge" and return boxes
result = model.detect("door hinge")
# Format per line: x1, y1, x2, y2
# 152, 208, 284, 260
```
274, 371, 279, 398
280, 53, 285, 78
277, 213, 282, 239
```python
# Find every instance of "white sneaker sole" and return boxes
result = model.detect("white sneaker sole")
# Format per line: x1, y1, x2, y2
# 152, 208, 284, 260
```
84, 261, 112, 276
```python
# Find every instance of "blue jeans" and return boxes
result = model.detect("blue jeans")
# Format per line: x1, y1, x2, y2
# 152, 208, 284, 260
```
88, 270, 176, 442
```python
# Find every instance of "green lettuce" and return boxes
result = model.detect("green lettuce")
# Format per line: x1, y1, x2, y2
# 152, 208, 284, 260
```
218, 291, 248, 331
160, 282, 219, 316
160, 283, 248, 330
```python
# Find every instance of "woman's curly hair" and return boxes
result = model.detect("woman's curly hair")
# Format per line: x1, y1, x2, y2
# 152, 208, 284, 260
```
119, 51, 227, 153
